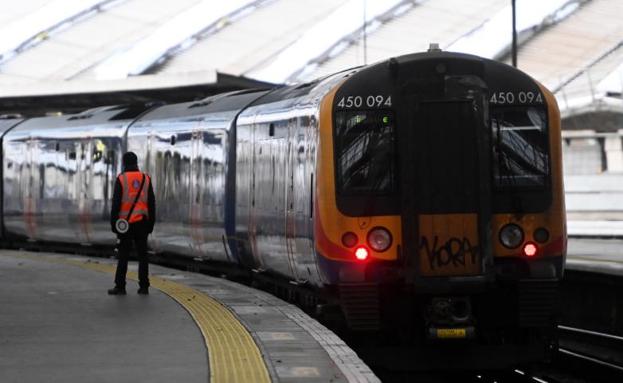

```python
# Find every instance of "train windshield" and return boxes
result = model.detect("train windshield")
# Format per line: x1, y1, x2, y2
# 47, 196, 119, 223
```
492, 106, 549, 188
334, 110, 396, 195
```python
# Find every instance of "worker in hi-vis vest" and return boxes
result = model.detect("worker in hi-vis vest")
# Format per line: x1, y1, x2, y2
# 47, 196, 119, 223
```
108, 151, 156, 295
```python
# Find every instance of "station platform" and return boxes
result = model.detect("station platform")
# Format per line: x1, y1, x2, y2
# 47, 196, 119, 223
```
567, 220, 623, 237
567, 238, 623, 276
0, 250, 379, 383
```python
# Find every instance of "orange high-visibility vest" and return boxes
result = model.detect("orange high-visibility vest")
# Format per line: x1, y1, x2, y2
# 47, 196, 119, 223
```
118, 171, 150, 223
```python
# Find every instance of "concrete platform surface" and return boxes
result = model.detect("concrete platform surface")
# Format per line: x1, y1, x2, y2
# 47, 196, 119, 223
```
0, 250, 379, 383
0, 251, 208, 383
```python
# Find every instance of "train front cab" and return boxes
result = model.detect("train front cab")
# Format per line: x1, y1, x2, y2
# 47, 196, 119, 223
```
314, 52, 566, 368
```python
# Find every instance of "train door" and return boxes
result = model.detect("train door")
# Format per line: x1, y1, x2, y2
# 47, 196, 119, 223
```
92, 139, 115, 244
77, 140, 93, 244
66, 142, 81, 242
267, 119, 292, 277
234, 114, 259, 269
22, 139, 37, 240
402, 80, 492, 280
248, 120, 263, 269
286, 115, 317, 283
143, 129, 160, 251
38, 139, 61, 243
55, 141, 74, 242
286, 117, 302, 281
190, 125, 204, 258
152, 129, 173, 253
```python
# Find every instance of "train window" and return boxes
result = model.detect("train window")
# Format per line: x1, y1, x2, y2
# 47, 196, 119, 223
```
334, 110, 396, 195
492, 106, 549, 189
93, 150, 102, 162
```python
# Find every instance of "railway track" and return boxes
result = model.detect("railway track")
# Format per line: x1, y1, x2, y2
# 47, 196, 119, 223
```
494, 326, 623, 383
555, 325, 623, 378
371, 326, 623, 382
470, 326, 623, 383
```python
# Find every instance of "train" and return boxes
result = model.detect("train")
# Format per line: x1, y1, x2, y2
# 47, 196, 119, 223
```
0, 48, 566, 369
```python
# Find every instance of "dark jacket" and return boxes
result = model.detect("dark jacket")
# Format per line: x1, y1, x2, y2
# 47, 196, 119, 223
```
110, 164, 156, 234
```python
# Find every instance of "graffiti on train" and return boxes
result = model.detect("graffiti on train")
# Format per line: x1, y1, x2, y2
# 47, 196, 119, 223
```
419, 236, 479, 270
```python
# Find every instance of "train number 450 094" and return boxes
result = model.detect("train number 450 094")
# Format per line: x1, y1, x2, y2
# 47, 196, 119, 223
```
337, 95, 392, 108
489, 91, 543, 105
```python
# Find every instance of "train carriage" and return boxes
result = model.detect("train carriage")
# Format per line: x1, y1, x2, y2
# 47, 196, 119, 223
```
125, 90, 265, 261
2, 105, 149, 245
234, 73, 352, 285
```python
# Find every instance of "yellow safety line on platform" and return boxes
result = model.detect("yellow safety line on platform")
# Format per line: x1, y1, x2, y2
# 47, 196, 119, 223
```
7, 252, 271, 383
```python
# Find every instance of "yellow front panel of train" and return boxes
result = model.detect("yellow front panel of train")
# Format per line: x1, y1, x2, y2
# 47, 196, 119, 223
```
418, 214, 481, 277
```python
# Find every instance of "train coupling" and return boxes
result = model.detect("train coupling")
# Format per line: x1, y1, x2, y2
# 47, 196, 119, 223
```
425, 296, 475, 340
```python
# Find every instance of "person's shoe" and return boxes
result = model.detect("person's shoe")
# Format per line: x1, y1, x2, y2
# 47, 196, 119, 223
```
137, 287, 149, 295
107, 286, 126, 295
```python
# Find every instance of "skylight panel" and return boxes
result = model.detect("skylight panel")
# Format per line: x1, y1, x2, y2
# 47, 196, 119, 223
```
446, 0, 581, 60
93, 0, 260, 80
247, 0, 406, 84
0, 0, 121, 64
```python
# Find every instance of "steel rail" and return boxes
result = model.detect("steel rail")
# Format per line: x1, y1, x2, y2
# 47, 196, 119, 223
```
558, 348, 623, 372
558, 325, 623, 342
557, 325, 623, 373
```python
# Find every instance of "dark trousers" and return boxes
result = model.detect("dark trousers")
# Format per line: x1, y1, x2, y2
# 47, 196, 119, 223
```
114, 223, 150, 288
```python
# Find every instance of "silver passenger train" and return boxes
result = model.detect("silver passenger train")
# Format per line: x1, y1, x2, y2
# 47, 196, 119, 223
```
1, 80, 341, 284
1, 50, 566, 369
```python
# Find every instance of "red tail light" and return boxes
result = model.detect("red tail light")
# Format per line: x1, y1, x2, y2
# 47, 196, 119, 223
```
354, 246, 369, 261
523, 242, 538, 257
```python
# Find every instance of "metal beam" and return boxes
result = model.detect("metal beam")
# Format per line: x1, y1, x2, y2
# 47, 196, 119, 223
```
511, 0, 517, 67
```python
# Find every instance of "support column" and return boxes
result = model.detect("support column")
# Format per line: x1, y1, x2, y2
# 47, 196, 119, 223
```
604, 131, 623, 172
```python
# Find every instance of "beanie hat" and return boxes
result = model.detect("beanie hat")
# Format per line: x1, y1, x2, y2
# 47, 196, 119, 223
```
122, 152, 138, 168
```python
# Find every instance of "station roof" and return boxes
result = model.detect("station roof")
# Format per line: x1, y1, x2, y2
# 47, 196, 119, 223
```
0, 0, 620, 117
303, 0, 509, 82
508, 0, 623, 114
0, 71, 271, 116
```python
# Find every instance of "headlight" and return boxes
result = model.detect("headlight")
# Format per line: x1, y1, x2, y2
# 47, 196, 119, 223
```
499, 224, 524, 249
367, 227, 392, 252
